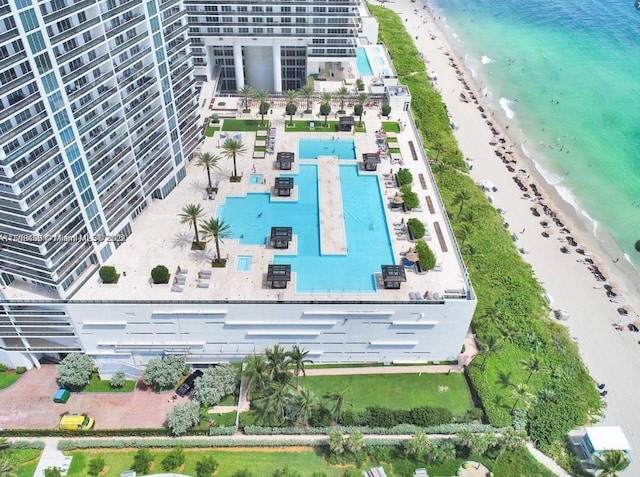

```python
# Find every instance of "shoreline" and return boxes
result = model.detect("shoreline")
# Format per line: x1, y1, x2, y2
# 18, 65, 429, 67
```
386, 0, 640, 471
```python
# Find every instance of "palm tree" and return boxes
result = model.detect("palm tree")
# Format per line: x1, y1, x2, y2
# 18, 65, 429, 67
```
459, 209, 478, 226
253, 90, 270, 125
195, 152, 221, 192
324, 390, 352, 424
286, 345, 312, 386
496, 426, 526, 461
294, 388, 318, 425
221, 137, 247, 179
263, 381, 292, 424
200, 217, 232, 262
456, 222, 472, 245
284, 89, 299, 126
0, 459, 18, 477
476, 334, 503, 371
320, 92, 333, 127
520, 354, 546, 384
452, 189, 472, 219
299, 84, 314, 112
265, 344, 290, 383
510, 383, 532, 413
590, 450, 631, 477
354, 92, 368, 126
335, 85, 349, 113
179, 203, 204, 244
243, 354, 269, 399
238, 84, 255, 110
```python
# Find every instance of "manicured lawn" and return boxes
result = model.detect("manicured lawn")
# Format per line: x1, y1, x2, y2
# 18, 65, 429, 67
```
381, 121, 401, 133
204, 125, 219, 137
81, 375, 136, 393
12, 448, 42, 477
0, 370, 22, 389
221, 119, 269, 131
302, 373, 475, 416
65, 448, 383, 477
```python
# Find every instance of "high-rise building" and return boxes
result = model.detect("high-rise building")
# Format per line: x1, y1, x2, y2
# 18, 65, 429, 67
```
0, 0, 200, 298
185, 0, 373, 93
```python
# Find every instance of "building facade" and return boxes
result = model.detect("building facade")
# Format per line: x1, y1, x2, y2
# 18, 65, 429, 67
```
0, 0, 200, 299
185, 0, 364, 93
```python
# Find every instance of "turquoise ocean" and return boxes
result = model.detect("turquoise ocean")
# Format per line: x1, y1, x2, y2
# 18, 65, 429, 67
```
427, 0, 640, 269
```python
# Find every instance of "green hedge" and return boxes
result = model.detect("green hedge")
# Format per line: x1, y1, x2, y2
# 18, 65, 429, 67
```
243, 423, 497, 435
370, 3, 601, 447
58, 438, 325, 451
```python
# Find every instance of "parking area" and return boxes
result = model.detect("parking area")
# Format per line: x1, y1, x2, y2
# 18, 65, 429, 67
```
0, 365, 184, 429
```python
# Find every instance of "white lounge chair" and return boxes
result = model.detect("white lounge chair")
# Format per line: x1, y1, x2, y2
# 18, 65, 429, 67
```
309, 122, 315, 131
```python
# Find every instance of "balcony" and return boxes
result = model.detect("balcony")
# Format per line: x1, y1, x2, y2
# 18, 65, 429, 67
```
0, 73, 35, 101
56, 37, 106, 65
110, 30, 149, 58
114, 47, 152, 75
66, 71, 114, 102
0, 50, 27, 71
101, 0, 143, 21
90, 143, 131, 179
43, 0, 96, 24
70, 86, 118, 118
142, 162, 172, 195
106, 194, 143, 230
50, 16, 102, 45
61, 53, 110, 84
164, 23, 189, 44
105, 12, 144, 39
81, 117, 125, 153
0, 92, 40, 124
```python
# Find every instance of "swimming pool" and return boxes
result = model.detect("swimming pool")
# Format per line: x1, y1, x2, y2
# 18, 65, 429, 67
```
249, 174, 263, 184
236, 255, 253, 271
219, 164, 394, 293
356, 47, 374, 76
299, 138, 356, 160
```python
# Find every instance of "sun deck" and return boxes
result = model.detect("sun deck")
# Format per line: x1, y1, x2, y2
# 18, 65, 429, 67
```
4, 90, 471, 305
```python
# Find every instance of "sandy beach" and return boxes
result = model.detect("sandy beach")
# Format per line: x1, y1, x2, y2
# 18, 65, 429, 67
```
385, 0, 640, 471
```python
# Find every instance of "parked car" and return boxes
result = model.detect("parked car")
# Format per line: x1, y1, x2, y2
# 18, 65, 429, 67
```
627, 323, 639, 332
176, 369, 203, 396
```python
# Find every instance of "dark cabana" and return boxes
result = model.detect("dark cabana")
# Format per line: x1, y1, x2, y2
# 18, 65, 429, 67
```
339, 116, 355, 132
276, 152, 295, 170
381, 265, 407, 289
363, 152, 381, 171
270, 226, 293, 249
274, 177, 294, 197
267, 264, 292, 289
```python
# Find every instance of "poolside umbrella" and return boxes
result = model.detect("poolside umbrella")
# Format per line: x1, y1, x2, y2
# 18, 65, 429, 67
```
406, 251, 419, 263
391, 195, 404, 205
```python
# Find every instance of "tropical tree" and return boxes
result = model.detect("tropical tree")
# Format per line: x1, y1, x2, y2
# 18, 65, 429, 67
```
200, 217, 232, 263
109, 369, 126, 388
179, 203, 204, 244
166, 401, 200, 436
141, 355, 186, 391
335, 86, 349, 113
0, 459, 18, 477
243, 354, 269, 399
345, 430, 364, 455
452, 189, 472, 218
510, 383, 533, 413
475, 334, 503, 371
590, 450, 631, 477
354, 92, 368, 126
286, 345, 312, 386
496, 426, 526, 460
193, 363, 238, 406
456, 222, 472, 246
265, 344, 290, 383
319, 92, 332, 127
299, 84, 314, 112
221, 138, 247, 179
238, 85, 255, 110
258, 381, 292, 424
195, 152, 221, 192
284, 89, 299, 126
403, 430, 431, 459
56, 353, 95, 389
87, 457, 105, 477
254, 90, 270, 125
324, 390, 352, 424
520, 354, 546, 384
293, 388, 318, 425
196, 455, 219, 477
132, 448, 154, 474
328, 429, 345, 455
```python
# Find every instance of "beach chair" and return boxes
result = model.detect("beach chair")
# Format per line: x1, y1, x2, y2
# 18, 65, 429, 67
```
309, 122, 315, 131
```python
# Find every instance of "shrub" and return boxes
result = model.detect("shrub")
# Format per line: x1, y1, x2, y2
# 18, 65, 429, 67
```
381, 104, 391, 117
356, 79, 365, 91
210, 113, 220, 123
400, 185, 419, 210
353, 103, 363, 119
407, 218, 425, 239
415, 240, 436, 271
150, 265, 170, 284
15, 366, 26, 374
0, 363, 7, 372
166, 401, 200, 436
44, 468, 62, 477
196, 455, 219, 477
57, 353, 95, 389
87, 456, 105, 477
161, 447, 185, 471
110, 370, 126, 388
99, 266, 119, 284
396, 168, 413, 186
132, 448, 153, 474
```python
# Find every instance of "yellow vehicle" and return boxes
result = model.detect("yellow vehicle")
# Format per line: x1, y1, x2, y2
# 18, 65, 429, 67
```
59, 414, 95, 430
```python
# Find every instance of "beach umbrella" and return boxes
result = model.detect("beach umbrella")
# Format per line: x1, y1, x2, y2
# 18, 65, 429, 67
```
635, 240, 640, 252
406, 251, 419, 263
391, 195, 404, 205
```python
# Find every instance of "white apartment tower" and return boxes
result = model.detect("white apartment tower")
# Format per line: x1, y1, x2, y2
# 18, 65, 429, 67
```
185, 0, 361, 93
0, 0, 200, 298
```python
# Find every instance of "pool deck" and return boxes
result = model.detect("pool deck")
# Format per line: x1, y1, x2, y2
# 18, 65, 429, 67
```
317, 155, 347, 255
6, 84, 470, 304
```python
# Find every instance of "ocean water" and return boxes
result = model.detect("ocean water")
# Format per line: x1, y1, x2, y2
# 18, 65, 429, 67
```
428, 0, 640, 268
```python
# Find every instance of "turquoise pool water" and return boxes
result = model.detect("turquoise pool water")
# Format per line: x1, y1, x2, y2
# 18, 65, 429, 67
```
356, 47, 374, 76
299, 138, 356, 160
249, 174, 263, 184
218, 164, 394, 293
236, 255, 253, 271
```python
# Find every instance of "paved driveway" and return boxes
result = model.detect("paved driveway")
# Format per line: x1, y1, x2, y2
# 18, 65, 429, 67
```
0, 365, 184, 429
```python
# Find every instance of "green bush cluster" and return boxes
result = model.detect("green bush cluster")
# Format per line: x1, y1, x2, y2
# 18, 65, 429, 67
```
243, 423, 497, 436
341, 406, 452, 428
407, 218, 425, 240
396, 168, 413, 186
370, 3, 601, 452
400, 185, 420, 210
8, 440, 46, 449
150, 265, 170, 284
57, 438, 326, 451
0, 363, 7, 372
98, 265, 119, 284
15, 366, 26, 374
415, 240, 436, 271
